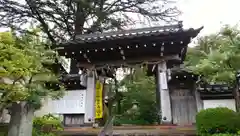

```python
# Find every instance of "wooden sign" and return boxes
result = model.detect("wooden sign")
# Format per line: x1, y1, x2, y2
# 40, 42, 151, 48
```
95, 80, 103, 119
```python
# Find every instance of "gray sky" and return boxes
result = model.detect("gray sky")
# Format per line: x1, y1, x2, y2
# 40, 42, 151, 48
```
1, 0, 238, 75
178, 0, 240, 36
1, 0, 239, 36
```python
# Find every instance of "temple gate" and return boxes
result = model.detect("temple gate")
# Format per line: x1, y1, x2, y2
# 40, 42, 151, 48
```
56, 22, 202, 126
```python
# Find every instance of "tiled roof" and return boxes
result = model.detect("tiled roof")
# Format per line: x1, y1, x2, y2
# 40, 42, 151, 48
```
197, 84, 233, 94
60, 22, 203, 45
74, 22, 183, 43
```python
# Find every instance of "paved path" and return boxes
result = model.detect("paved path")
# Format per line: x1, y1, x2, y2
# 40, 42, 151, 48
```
60, 125, 196, 136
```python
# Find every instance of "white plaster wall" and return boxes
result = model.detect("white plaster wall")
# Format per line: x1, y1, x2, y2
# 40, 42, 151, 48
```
35, 90, 86, 116
203, 99, 236, 111
35, 97, 54, 117
0, 109, 10, 123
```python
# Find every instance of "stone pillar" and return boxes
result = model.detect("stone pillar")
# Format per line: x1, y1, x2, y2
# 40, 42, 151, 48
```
157, 62, 172, 124
84, 71, 96, 124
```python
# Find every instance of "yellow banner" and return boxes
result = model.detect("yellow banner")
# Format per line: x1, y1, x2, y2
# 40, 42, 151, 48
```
95, 80, 103, 119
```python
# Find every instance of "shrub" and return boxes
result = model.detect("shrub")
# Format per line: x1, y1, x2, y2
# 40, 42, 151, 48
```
196, 107, 240, 135
33, 114, 63, 136
113, 115, 149, 126
212, 134, 238, 136
0, 123, 8, 136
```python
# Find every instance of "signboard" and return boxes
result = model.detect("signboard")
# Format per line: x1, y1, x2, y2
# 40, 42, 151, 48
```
95, 80, 103, 119
46, 90, 86, 114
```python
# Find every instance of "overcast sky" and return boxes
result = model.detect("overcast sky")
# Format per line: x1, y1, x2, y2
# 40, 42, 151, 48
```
1, 0, 238, 75
1, 0, 239, 36
178, 0, 240, 36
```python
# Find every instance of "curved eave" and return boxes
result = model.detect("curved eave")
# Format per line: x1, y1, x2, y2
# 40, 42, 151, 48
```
179, 26, 203, 62
57, 27, 203, 51
60, 23, 183, 45
57, 28, 202, 68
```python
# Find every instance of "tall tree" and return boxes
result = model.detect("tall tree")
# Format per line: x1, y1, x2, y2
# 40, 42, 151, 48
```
0, 31, 64, 136
0, 0, 180, 73
184, 25, 240, 110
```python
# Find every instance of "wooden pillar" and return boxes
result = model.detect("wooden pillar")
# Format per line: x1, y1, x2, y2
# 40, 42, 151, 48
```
235, 72, 240, 111
84, 71, 96, 124
157, 62, 172, 124
155, 70, 161, 124
195, 89, 203, 112
235, 84, 240, 112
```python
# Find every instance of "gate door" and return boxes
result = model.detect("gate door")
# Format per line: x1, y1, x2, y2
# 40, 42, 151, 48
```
170, 89, 197, 125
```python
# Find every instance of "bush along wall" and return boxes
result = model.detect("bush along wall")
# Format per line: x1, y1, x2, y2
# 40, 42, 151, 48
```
212, 134, 240, 136
0, 123, 8, 136
196, 107, 240, 135
32, 114, 63, 136
0, 114, 63, 136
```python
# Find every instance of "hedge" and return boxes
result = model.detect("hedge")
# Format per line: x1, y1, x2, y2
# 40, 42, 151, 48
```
196, 107, 240, 135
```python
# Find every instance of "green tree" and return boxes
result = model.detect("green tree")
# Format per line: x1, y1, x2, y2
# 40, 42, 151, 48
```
0, 0, 180, 74
0, 31, 64, 136
185, 26, 240, 84
115, 67, 157, 125
184, 25, 240, 110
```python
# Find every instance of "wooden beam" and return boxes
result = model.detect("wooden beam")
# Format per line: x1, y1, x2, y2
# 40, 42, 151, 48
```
76, 55, 181, 69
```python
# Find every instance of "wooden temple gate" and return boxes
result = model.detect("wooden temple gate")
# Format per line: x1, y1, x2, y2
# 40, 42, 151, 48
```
56, 21, 203, 126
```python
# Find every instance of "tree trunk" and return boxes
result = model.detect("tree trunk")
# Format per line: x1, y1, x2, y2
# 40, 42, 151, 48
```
117, 99, 121, 114
70, 2, 86, 74
8, 102, 34, 136
114, 78, 121, 114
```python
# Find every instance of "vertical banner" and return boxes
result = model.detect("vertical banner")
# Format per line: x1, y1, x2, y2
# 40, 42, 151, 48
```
95, 80, 103, 119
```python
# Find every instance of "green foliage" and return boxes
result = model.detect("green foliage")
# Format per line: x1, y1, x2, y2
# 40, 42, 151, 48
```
0, 114, 63, 136
185, 25, 240, 84
32, 114, 63, 136
0, 124, 8, 136
196, 107, 240, 135
115, 67, 158, 125
0, 30, 64, 110
211, 134, 239, 136
0, 0, 179, 46
113, 116, 150, 126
